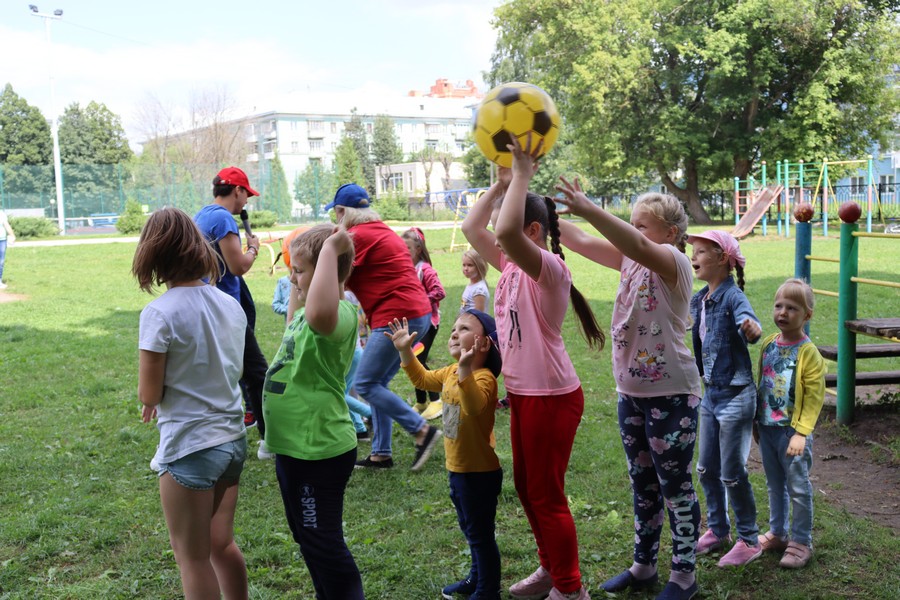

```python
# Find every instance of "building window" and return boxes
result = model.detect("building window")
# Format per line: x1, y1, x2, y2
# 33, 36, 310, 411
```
330, 142, 337, 152
309, 120, 324, 132
425, 123, 442, 137
849, 176, 866, 195
330, 122, 338, 133
248, 123, 256, 136
263, 141, 277, 153
310, 140, 324, 152
290, 121, 299, 130
383, 172, 404, 192
426, 140, 438, 150
291, 141, 299, 153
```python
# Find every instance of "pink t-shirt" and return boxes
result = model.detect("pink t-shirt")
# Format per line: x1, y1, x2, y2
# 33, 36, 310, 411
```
610, 245, 702, 398
495, 250, 580, 395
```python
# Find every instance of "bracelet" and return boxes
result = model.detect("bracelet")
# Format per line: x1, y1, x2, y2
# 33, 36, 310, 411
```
247, 247, 258, 257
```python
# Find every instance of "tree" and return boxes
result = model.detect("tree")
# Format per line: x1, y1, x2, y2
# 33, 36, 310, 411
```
334, 136, 365, 188
294, 163, 336, 221
266, 153, 292, 222
0, 84, 52, 201
344, 108, 375, 193
410, 148, 438, 195
461, 143, 492, 188
491, 0, 900, 223
372, 114, 404, 194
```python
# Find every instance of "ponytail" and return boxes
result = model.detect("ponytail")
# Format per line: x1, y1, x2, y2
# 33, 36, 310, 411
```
735, 264, 745, 292
543, 196, 606, 350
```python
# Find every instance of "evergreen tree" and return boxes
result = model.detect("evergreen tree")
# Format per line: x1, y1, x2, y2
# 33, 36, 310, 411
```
334, 136, 365, 189
294, 163, 337, 221
0, 84, 53, 199
267, 153, 292, 222
344, 108, 375, 193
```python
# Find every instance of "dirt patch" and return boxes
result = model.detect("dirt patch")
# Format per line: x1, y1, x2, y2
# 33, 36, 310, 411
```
0, 291, 27, 303
749, 391, 900, 532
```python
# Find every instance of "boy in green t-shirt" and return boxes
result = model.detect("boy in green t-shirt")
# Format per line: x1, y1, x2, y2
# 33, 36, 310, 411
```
262, 224, 364, 599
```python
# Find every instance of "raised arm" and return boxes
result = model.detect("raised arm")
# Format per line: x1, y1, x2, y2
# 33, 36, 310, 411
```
493, 137, 544, 280
557, 219, 623, 271
304, 228, 353, 335
461, 181, 505, 272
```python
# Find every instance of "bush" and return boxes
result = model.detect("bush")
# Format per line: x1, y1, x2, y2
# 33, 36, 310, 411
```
233, 210, 277, 230
374, 192, 411, 221
116, 200, 148, 235
9, 217, 59, 239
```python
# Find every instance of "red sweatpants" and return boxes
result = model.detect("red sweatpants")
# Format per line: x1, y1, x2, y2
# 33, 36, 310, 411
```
508, 387, 584, 594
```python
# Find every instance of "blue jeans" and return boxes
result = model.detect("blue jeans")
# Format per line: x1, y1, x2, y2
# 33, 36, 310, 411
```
0, 239, 7, 281
344, 347, 370, 433
449, 469, 503, 597
696, 385, 758, 544
757, 424, 814, 547
354, 313, 430, 456
158, 437, 247, 490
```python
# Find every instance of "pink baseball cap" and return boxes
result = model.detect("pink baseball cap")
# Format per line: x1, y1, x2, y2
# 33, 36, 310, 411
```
686, 230, 746, 268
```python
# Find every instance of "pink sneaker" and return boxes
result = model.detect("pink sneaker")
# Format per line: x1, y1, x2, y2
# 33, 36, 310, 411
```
717, 539, 763, 567
758, 530, 789, 553
548, 587, 590, 600
696, 528, 731, 555
509, 565, 553, 600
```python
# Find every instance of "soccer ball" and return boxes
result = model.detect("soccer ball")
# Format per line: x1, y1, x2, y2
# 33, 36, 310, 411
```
473, 82, 561, 168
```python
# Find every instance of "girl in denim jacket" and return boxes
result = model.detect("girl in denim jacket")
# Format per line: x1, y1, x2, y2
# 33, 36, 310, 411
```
687, 231, 762, 567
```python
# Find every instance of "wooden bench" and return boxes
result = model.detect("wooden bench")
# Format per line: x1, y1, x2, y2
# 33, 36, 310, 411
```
819, 317, 900, 387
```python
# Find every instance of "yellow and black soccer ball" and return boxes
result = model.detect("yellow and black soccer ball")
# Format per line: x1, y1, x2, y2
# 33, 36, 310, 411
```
473, 82, 561, 168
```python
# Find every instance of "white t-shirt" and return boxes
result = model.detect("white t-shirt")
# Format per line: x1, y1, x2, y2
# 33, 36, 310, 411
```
138, 285, 247, 463
461, 280, 490, 313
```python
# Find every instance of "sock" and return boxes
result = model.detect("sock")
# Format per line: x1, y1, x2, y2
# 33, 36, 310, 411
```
669, 570, 696, 590
629, 562, 657, 580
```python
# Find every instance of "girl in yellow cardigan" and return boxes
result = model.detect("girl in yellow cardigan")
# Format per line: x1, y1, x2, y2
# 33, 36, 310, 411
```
755, 278, 826, 569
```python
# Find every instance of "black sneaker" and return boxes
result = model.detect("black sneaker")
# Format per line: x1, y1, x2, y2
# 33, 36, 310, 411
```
356, 429, 371, 442
410, 425, 441, 471
441, 578, 476, 599
354, 455, 393, 469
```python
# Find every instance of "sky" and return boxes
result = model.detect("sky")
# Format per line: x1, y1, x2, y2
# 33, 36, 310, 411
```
1, 0, 503, 143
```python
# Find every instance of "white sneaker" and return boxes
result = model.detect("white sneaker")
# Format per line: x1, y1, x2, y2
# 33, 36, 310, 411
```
149, 456, 161, 471
0, 281, 7, 290
257, 440, 275, 460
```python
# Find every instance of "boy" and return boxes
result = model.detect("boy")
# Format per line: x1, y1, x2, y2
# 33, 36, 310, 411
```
262, 223, 364, 600
386, 309, 503, 600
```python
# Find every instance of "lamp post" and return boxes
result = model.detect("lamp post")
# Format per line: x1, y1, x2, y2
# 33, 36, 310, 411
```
29, 5, 66, 234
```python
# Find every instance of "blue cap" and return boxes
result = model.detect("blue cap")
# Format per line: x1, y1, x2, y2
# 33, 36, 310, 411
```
324, 183, 370, 211
463, 309, 502, 378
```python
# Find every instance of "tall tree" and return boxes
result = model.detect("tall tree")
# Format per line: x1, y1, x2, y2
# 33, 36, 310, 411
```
266, 153, 292, 222
461, 143, 492, 188
294, 163, 337, 221
0, 84, 52, 199
334, 136, 365, 189
344, 108, 375, 193
372, 114, 403, 194
410, 148, 438, 195
491, 0, 900, 223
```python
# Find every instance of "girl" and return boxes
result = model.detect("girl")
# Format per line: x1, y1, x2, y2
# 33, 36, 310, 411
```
402, 227, 447, 419
133, 207, 248, 600
462, 137, 604, 600
755, 278, 826, 569
687, 231, 763, 567
555, 179, 702, 600
461, 249, 491, 313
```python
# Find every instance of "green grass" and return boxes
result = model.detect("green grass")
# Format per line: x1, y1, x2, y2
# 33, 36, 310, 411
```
0, 224, 898, 599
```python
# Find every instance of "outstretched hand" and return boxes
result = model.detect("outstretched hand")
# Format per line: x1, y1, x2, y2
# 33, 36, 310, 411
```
507, 133, 542, 181
555, 176, 594, 217
384, 317, 418, 352
457, 334, 482, 370
740, 318, 762, 343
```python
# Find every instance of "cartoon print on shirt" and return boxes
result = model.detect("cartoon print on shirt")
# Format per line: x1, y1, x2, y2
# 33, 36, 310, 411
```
628, 343, 669, 383
497, 270, 522, 351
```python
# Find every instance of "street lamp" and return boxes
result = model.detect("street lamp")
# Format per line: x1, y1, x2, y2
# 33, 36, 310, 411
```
29, 5, 66, 234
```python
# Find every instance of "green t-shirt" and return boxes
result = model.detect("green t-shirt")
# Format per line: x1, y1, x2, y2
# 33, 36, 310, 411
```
262, 300, 358, 460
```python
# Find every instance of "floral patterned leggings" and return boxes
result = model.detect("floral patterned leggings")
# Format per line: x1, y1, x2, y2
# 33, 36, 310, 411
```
617, 393, 701, 573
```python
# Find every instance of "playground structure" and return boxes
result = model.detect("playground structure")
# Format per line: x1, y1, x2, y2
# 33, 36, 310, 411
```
423, 187, 489, 252
794, 202, 900, 424
734, 156, 894, 238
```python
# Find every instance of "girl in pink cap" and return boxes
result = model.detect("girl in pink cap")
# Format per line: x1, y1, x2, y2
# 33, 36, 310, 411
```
686, 231, 763, 568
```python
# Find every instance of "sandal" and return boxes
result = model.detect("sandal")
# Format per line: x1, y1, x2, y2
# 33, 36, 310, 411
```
758, 530, 789, 553
779, 541, 812, 569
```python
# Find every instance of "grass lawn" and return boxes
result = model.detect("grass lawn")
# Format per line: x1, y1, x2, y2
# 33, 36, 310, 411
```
0, 222, 898, 599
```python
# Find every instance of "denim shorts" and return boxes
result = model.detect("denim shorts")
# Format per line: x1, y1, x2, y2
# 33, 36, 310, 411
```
158, 437, 247, 490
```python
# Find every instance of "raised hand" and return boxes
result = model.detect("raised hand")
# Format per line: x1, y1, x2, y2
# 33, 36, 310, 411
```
326, 227, 354, 255
555, 176, 594, 217
384, 317, 418, 352
507, 133, 542, 180
458, 334, 481, 370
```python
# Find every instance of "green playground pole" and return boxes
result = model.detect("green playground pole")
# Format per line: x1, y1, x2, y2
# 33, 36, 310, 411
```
866, 156, 874, 233
733, 177, 740, 226
836, 219, 858, 425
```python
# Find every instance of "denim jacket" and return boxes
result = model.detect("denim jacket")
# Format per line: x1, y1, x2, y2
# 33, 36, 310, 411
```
690, 276, 760, 401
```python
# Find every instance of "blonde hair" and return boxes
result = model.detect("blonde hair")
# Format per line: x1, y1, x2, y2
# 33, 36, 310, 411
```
775, 277, 815, 315
339, 206, 381, 228
462, 249, 488, 282
291, 224, 356, 284
132, 207, 220, 293
633, 192, 689, 252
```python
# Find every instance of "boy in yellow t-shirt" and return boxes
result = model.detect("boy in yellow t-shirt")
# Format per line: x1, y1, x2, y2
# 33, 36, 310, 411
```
386, 309, 503, 599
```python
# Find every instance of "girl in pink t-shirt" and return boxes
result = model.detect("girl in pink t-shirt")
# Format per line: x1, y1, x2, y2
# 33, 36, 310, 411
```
462, 137, 603, 600
555, 179, 703, 600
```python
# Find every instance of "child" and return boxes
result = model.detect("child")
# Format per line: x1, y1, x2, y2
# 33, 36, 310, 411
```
272, 275, 291, 321
402, 227, 447, 419
687, 231, 763, 567
555, 177, 703, 600
133, 207, 248, 599
344, 290, 373, 440
461, 249, 491, 313
386, 310, 504, 600
0, 208, 15, 289
755, 278, 826, 569
262, 224, 364, 599
462, 136, 604, 600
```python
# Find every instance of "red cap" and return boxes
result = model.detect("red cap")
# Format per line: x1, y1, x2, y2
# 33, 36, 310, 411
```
215, 166, 259, 196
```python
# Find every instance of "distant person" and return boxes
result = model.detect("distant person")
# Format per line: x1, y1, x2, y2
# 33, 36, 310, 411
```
327, 183, 441, 471
133, 207, 248, 599
460, 249, 490, 313
0, 209, 16, 289
194, 166, 270, 459
755, 278, 826, 569
272, 275, 291, 322
263, 224, 364, 599
387, 310, 503, 600
401, 227, 446, 419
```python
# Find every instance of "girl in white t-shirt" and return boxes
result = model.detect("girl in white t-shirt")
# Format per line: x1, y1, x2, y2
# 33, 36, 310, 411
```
462, 136, 603, 600
460, 249, 490, 313
555, 179, 703, 600
133, 207, 249, 600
